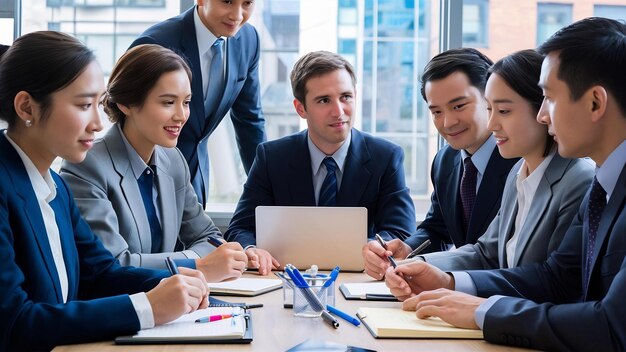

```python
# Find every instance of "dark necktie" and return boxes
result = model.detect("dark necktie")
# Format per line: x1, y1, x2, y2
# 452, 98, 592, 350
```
204, 38, 225, 115
585, 177, 607, 283
137, 166, 162, 253
460, 156, 478, 232
318, 157, 338, 206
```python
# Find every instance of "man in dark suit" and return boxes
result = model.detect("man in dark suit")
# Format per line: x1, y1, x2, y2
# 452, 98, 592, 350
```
385, 17, 626, 351
224, 51, 416, 275
130, 0, 265, 206
363, 48, 518, 279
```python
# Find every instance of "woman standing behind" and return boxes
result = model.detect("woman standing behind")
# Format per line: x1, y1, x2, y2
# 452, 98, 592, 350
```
61, 44, 250, 282
385, 50, 594, 299
0, 32, 208, 351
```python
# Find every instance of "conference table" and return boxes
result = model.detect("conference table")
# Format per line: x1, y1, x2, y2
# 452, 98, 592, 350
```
54, 272, 534, 351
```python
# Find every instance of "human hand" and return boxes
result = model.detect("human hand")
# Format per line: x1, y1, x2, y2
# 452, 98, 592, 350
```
146, 267, 209, 325
196, 242, 248, 282
402, 288, 484, 329
245, 247, 280, 275
384, 261, 454, 301
362, 239, 412, 280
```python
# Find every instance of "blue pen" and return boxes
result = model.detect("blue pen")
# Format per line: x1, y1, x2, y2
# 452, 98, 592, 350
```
285, 265, 339, 329
207, 236, 225, 247
165, 256, 179, 275
323, 266, 340, 288
327, 305, 360, 326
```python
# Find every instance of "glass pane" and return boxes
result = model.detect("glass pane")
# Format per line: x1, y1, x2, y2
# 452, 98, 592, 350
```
537, 3, 572, 46
375, 41, 414, 133
377, 0, 415, 37
594, 5, 626, 21
385, 136, 429, 196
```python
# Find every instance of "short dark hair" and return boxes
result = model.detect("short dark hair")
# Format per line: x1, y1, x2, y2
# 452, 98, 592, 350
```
105, 44, 192, 123
290, 51, 356, 108
487, 49, 554, 157
537, 17, 626, 117
420, 47, 493, 101
0, 31, 95, 128
0, 44, 9, 58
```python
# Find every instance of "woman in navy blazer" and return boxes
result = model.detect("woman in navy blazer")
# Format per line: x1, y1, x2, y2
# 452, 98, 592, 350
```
61, 44, 249, 282
0, 32, 208, 351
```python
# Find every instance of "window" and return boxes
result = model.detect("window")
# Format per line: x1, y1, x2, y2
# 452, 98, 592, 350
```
594, 5, 626, 21
537, 3, 572, 46
462, 0, 488, 47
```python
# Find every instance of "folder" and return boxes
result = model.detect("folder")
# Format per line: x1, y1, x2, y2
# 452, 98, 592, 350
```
357, 307, 483, 339
115, 307, 253, 344
339, 282, 397, 301
208, 277, 282, 296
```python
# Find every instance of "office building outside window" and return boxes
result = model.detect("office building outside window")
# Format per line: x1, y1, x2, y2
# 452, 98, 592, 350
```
536, 3, 572, 46
462, 0, 488, 48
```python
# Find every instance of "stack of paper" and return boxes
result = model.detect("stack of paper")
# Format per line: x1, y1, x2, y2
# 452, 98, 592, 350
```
357, 307, 484, 339
339, 282, 396, 300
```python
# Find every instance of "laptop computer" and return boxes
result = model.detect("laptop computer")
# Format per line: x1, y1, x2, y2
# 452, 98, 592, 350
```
255, 206, 367, 272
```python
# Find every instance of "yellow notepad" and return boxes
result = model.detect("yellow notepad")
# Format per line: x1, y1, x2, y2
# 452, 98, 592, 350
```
357, 307, 483, 339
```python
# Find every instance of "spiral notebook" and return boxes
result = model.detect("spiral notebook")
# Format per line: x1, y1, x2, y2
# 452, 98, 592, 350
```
115, 306, 253, 344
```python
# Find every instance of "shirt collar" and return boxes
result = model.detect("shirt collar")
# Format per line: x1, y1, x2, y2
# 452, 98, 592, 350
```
194, 6, 222, 57
117, 124, 156, 180
4, 131, 57, 202
308, 130, 352, 175
516, 150, 556, 192
460, 135, 496, 176
596, 139, 626, 201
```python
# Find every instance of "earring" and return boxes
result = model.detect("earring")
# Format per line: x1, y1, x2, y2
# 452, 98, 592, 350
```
25, 120, 33, 127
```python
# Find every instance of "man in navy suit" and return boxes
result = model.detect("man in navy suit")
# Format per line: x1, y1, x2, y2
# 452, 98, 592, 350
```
130, 0, 265, 206
385, 17, 626, 351
224, 51, 416, 275
363, 48, 518, 279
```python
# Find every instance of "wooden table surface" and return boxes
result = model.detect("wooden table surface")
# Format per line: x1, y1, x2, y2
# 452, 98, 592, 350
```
53, 272, 533, 352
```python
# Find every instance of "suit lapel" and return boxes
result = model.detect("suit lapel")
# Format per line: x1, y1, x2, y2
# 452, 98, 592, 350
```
497, 161, 521, 268
1, 135, 64, 302
105, 127, 154, 253
49, 180, 79, 300
513, 156, 569, 266
444, 152, 464, 245
154, 148, 177, 252
179, 7, 205, 135
469, 149, 509, 241
337, 130, 371, 205
587, 164, 626, 289
287, 132, 316, 205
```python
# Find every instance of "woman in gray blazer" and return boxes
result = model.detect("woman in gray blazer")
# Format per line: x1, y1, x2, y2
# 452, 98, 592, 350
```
393, 50, 594, 274
60, 44, 249, 282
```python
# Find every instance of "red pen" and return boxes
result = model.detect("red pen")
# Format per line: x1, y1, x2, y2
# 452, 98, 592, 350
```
195, 313, 239, 323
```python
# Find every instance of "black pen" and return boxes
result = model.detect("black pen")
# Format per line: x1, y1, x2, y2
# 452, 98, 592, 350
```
375, 233, 397, 268
165, 256, 179, 275
207, 235, 226, 247
406, 239, 431, 259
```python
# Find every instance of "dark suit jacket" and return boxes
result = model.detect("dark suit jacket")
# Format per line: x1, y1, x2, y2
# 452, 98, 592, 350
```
404, 143, 518, 252
224, 129, 416, 248
466, 163, 626, 351
130, 6, 266, 205
0, 133, 167, 351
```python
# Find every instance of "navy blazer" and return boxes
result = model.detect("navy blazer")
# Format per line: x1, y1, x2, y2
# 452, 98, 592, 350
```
467, 163, 626, 351
224, 129, 416, 248
405, 143, 518, 252
130, 6, 266, 205
0, 133, 167, 351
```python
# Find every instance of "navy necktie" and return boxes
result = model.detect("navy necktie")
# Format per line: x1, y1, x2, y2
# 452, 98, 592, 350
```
318, 157, 338, 206
460, 156, 478, 232
204, 38, 225, 115
585, 177, 607, 283
137, 166, 162, 253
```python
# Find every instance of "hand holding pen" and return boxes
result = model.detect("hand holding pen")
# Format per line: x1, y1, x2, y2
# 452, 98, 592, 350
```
375, 234, 398, 268
196, 237, 248, 282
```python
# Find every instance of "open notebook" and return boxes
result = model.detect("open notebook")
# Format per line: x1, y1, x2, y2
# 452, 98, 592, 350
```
115, 307, 252, 344
208, 277, 282, 296
357, 307, 483, 339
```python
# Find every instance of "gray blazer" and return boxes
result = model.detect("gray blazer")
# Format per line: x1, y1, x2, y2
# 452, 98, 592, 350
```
60, 125, 219, 269
423, 154, 594, 270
